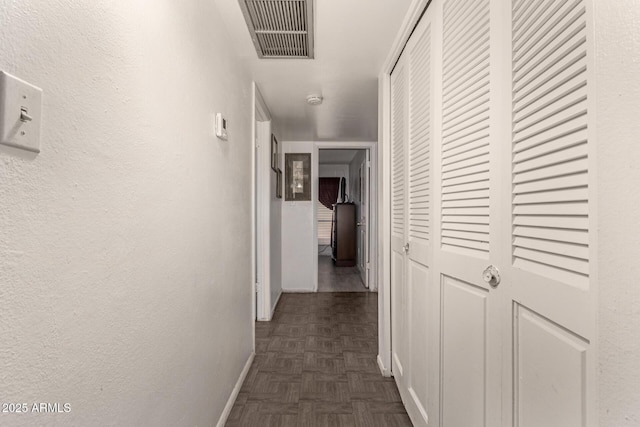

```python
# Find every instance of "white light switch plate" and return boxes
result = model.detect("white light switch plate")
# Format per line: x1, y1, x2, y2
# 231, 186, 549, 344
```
0, 71, 43, 153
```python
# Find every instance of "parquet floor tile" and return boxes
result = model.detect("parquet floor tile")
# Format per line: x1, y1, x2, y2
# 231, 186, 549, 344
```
226, 292, 412, 426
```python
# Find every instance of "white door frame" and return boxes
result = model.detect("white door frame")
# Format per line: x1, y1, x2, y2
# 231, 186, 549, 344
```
378, 0, 432, 377
314, 141, 378, 293
252, 82, 273, 323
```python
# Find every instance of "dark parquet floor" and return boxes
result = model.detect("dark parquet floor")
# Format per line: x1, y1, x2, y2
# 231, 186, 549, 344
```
226, 292, 412, 426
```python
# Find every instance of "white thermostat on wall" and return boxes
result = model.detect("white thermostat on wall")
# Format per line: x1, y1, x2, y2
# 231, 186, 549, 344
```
215, 113, 228, 141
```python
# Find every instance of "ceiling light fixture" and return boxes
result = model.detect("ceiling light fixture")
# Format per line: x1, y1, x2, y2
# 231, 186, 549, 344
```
306, 94, 323, 106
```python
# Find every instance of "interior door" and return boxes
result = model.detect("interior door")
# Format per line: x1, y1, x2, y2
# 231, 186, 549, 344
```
434, 0, 503, 425
390, 51, 409, 400
391, 0, 595, 425
389, 9, 434, 425
357, 154, 369, 288
434, 0, 595, 425
503, 0, 595, 425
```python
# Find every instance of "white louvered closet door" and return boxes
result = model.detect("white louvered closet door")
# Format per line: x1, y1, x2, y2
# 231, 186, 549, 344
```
391, 0, 596, 425
390, 9, 435, 426
390, 48, 409, 399
434, 0, 503, 425
504, 0, 595, 425
404, 11, 434, 426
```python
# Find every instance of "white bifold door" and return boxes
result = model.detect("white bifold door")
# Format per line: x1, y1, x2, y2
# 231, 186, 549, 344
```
390, 0, 596, 426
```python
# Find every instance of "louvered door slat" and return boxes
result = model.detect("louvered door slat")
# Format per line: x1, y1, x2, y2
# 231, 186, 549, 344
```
513, 2, 540, 37
443, 143, 490, 167
444, 92, 490, 128
443, 0, 480, 34
442, 237, 489, 252
392, 64, 406, 238
513, 187, 587, 205
444, 26, 490, 75
514, 85, 587, 134
513, 247, 588, 276
513, 215, 588, 230
441, 0, 490, 261
442, 188, 489, 202
442, 229, 490, 242
513, 202, 588, 216
442, 162, 489, 181
513, 173, 586, 194
512, 0, 589, 287
513, 225, 588, 246
444, 50, 489, 92
444, 104, 491, 136
443, 207, 490, 216
443, 198, 490, 209
513, 114, 586, 152
409, 26, 431, 243
443, 69, 490, 111
514, 0, 579, 53
513, 128, 587, 163
442, 153, 490, 174
514, 157, 587, 184
515, 50, 586, 114
514, 79, 586, 125
444, 170, 490, 188
442, 222, 489, 234
444, 91, 490, 123
514, 237, 590, 260
514, 1, 584, 65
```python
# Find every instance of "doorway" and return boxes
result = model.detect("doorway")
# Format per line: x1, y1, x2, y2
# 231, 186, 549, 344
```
315, 145, 376, 293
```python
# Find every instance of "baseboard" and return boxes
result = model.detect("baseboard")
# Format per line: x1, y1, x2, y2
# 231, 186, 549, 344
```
216, 351, 255, 427
377, 354, 391, 377
281, 288, 315, 293
270, 290, 282, 318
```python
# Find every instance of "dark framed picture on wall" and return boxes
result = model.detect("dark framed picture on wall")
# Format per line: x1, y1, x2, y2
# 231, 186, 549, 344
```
285, 153, 311, 201
276, 168, 282, 199
271, 135, 278, 172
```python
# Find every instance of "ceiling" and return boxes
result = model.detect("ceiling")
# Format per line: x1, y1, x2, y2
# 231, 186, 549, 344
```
319, 149, 361, 165
214, 0, 411, 142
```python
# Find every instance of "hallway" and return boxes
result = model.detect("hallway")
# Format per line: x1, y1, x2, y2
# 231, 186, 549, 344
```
227, 293, 410, 426
317, 256, 368, 292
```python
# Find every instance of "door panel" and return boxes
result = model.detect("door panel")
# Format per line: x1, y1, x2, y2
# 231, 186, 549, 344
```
408, 262, 429, 415
390, 56, 409, 386
441, 275, 491, 427
405, 12, 433, 426
391, 248, 407, 376
391, 9, 433, 426
388, 0, 595, 425
437, 0, 502, 425
514, 304, 588, 427
508, 0, 593, 424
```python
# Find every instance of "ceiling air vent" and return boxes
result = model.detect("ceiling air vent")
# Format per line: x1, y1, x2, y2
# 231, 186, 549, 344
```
239, 0, 314, 59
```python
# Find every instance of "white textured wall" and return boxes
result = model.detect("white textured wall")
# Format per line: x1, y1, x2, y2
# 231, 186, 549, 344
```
281, 141, 316, 292
595, 1, 640, 424
0, 1, 253, 426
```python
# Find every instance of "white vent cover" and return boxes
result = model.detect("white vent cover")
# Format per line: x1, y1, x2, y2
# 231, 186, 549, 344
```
239, 0, 314, 59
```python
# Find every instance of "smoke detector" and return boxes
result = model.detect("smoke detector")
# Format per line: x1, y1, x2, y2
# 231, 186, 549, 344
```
306, 94, 323, 105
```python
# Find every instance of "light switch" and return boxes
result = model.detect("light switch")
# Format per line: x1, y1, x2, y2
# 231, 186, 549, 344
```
0, 71, 43, 153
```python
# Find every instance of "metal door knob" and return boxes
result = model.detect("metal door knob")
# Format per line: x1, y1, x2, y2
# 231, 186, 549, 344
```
403, 243, 410, 254
482, 265, 500, 287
